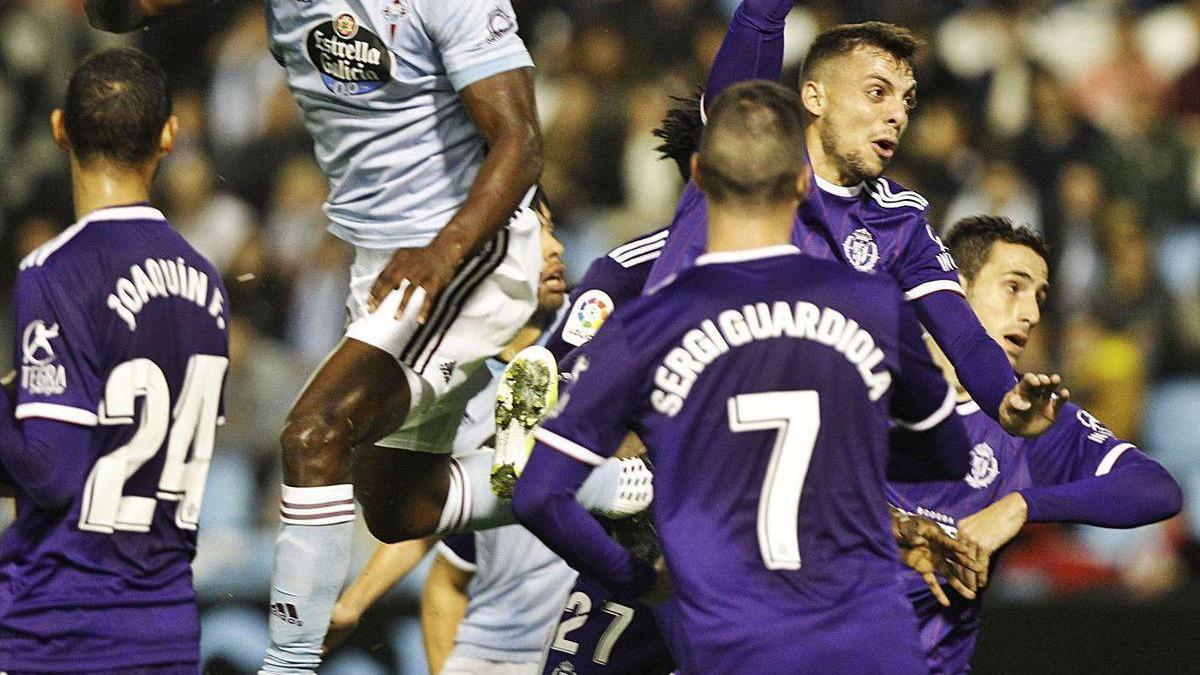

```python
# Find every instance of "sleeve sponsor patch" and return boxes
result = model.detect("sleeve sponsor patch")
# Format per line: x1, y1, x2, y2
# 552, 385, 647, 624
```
561, 289, 613, 347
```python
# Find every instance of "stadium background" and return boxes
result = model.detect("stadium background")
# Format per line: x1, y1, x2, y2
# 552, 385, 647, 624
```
1, 0, 1199, 672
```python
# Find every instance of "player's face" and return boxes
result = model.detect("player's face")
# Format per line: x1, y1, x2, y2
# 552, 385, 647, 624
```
964, 242, 1049, 367
813, 47, 915, 183
536, 202, 567, 313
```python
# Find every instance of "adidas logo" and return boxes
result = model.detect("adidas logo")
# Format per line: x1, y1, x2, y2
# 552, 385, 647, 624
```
270, 601, 303, 626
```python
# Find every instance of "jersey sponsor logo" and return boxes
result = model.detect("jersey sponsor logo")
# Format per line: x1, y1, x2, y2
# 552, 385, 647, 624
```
1076, 408, 1114, 444
842, 228, 880, 273
562, 289, 613, 347
21, 320, 67, 396
925, 223, 958, 273
306, 13, 393, 96
964, 442, 999, 489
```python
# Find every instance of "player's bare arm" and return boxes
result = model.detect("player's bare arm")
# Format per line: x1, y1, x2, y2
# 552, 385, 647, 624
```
955, 492, 1028, 562
324, 537, 436, 654
891, 508, 986, 606
84, 0, 207, 32
421, 551, 473, 674
368, 67, 543, 321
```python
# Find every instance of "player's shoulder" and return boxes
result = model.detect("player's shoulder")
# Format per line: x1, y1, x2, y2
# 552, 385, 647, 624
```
863, 176, 929, 215
606, 226, 670, 271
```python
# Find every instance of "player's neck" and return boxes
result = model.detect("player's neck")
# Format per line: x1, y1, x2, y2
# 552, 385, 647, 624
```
706, 203, 794, 253
69, 155, 155, 221
804, 126, 861, 188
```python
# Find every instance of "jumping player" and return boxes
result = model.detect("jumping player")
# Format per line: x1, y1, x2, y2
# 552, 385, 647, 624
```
88, 2, 549, 671
513, 81, 994, 674
648, 0, 1020, 428
887, 216, 1182, 673
0, 48, 229, 673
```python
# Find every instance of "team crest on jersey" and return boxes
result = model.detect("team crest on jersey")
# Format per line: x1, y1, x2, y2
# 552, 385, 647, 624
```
964, 443, 999, 489
551, 661, 577, 675
842, 228, 880, 273
562, 289, 613, 347
21, 320, 66, 395
307, 13, 393, 96
487, 8, 516, 41
382, 1, 407, 22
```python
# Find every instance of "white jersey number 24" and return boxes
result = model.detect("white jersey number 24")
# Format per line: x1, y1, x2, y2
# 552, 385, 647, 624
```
79, 354, 227, 534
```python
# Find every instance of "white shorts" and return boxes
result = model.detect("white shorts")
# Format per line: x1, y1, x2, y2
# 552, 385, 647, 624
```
440, 653, 540, 675
343, 203, 541, 454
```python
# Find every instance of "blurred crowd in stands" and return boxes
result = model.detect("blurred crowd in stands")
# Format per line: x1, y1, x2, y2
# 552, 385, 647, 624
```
2, 0, 1200, 671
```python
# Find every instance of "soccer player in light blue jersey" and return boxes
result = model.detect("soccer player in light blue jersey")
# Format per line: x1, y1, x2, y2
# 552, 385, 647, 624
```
90, 2, 554, 671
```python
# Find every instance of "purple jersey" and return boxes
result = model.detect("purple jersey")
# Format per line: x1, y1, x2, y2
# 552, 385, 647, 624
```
534, 247, 959, 674
545, 227, 667, 364
647, 178, 960, 303
887, 400, 1158, 674
0, 205, 229, 672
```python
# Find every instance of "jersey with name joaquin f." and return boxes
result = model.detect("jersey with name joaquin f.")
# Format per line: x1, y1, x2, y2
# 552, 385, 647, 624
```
647, 175, 961, 303
0, 205, 229, 672
536, 247, 955, 674
265, 0, 533, 248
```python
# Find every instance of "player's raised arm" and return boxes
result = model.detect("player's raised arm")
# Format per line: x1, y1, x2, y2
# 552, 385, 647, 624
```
703, 0, 795, 114
512, 316, 658, 600
367, 2, 542, 320
85, 0, 210, 32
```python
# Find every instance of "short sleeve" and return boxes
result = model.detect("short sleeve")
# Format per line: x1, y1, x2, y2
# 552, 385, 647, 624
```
534, 315, 646, 466
418, 0, 533, 91
437, 533, 478, 572
13, 268, 101, 426
895, 218, 965, 301
889, 301, 956, 430
1024, 404, 1141, 484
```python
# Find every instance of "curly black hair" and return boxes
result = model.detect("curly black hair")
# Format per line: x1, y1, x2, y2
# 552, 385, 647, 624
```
652, 87, 704, 181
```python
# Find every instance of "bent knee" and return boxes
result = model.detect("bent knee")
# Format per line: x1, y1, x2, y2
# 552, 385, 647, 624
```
279, 413, 354, 484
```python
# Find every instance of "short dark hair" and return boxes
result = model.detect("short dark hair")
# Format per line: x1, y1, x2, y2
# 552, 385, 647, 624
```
63, 47, 172, 168
801, 22, 921, 80
944, 215, 1049, 282
695, 81, 806, 207
653, 88, 704, 181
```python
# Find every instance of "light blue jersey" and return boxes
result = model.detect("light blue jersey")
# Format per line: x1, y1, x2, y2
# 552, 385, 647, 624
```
264, 0, 534, 248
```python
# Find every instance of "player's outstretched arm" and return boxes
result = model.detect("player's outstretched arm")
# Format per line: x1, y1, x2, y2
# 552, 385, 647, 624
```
323, 537, 436, 655
703, 0, 794, 114
915, 292, 1018, 422
367, 66, 542, 321
85, 0, 209, 32
420, 545, 473, 674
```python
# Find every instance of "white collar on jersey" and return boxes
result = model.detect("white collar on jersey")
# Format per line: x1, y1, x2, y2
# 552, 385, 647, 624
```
79, 204, 168, 225
955, 399, 980, 416
814, 173, 864, 197
695, 244, 800, 266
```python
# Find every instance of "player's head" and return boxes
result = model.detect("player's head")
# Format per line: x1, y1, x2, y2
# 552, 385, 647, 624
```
532, 187, 566, 314
945, 216, 1049, 367
51, 48, 176, 173
653, 89, 704, 181
692, 81, 810, 214
799, 22, 919, 184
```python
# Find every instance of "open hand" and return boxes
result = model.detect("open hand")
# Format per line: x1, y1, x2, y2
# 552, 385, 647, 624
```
367, 243, 460, 323
999, 372, 1069, 438
894, 510, 987, 606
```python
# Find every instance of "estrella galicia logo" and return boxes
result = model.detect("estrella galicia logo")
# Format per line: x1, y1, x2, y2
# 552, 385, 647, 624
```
306, 13, 393, 95
842, 227, 880, 273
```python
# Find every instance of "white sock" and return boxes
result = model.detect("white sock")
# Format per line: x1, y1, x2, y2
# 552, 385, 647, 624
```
436, 451, 653, 534
260, 485, 356, 674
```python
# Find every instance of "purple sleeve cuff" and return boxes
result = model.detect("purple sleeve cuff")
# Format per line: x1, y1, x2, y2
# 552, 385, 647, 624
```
513, 443, 655, 597
1019, 452, 1182, 528
914, 292, 1015, 421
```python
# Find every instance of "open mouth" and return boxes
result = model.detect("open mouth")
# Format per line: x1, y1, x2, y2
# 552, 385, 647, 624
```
1003, 332, 1028, 354
871, 138, 896, 159
542, 265, 566, 292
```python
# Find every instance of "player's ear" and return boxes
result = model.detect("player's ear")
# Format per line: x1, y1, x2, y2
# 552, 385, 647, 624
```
50, 109, 71, 151
158, 115, 178, 157
800, 80, 824, 117
795, 164, 812, 203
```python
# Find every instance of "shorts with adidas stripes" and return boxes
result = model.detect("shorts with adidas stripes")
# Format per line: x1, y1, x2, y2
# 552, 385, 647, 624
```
343, 202, 542, 454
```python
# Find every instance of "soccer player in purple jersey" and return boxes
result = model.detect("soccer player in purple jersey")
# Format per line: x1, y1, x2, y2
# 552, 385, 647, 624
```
512, 81, 989, 675
647, 0, 1018, 426
886, 216, 1182, 674
0, 48, 229, 674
